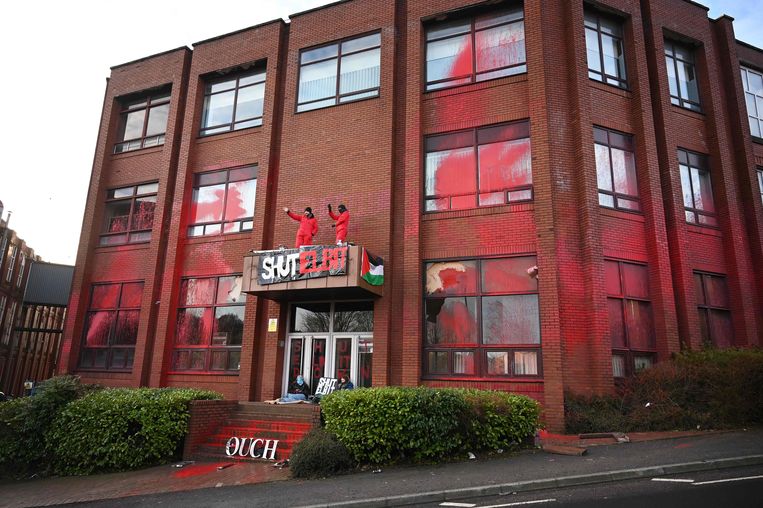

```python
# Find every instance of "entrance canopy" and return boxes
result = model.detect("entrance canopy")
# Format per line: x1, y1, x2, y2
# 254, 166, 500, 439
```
242, 245, 383, 302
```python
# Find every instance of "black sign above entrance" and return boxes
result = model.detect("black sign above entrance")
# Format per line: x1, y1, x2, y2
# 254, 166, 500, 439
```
257, 245, 348, 285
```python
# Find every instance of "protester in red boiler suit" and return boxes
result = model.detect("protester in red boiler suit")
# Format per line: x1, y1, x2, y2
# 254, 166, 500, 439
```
284, 206, 318, 248
328, 203, 350, 245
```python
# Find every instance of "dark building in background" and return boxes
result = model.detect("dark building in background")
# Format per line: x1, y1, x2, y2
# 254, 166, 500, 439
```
57, 0, 763, 430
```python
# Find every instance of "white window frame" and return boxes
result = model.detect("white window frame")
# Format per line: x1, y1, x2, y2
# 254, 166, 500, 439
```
741, 66, 763, 138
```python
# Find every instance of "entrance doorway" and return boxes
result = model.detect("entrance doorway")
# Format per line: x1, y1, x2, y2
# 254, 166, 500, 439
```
284, 301, 373, 395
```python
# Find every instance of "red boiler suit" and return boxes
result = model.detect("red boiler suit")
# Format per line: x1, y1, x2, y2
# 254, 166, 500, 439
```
328, 209, 350, 243
287, 211, 318, 248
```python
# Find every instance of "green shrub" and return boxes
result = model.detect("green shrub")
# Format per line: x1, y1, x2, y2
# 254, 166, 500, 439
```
565, 348, 763, 433
47, 387, 221, 475
290, 427, 355, 478
321, 387, 539, 465
0, 375, 97, 477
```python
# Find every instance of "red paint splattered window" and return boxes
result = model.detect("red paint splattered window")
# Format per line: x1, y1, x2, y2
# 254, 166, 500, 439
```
678, 149, 717, 226
665, 41, 701, 112
694, 272, 733, 348
114, 90, 171, 153
100, 183, 158, 246
605, 260, 655, 378
297, 32, 381, 113
741, 66, 763, 138
424, 256, 540, 378
173, 275, 245, 373
585, 10, 627, 89
594, 127, 639, 212
79, 282, 144, 371
201, 66, 266, 136
425, 121, 531, 212
425, 5, 526, 91
188, 166, 257, 237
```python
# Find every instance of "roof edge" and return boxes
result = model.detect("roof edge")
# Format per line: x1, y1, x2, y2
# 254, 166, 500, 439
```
193, 18, 285, 47
111, 46, 191, 70
737, 38, 763, 54
288, 0, 351, 19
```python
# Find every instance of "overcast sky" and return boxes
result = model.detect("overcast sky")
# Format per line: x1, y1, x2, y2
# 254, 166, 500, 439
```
0, 0, 759, 265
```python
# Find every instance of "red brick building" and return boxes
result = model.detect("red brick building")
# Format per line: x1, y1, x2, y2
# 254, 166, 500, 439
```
59, 0, 763, 430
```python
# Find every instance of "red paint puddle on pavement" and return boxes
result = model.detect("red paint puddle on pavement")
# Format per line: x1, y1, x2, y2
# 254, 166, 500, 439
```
673, 443, 693, 449
173, 462, 233, 478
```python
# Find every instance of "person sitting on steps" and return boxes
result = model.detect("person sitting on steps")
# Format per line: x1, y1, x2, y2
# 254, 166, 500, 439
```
265, 375, 311, 404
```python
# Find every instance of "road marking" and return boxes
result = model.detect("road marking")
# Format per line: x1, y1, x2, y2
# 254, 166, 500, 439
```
692, 474, 763, 486
440, 503, 477, 507
651, 478, 695, 483
480, 499, 556, 508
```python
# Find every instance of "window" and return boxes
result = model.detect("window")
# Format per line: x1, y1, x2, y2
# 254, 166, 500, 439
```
297, 32, 381, 112
201, 66, 266, 136
2, 301, 15, 345
425, 121, 532, 212
425, 6, 525, 91
79, 282, 143, 370
694, 272, 733, 348
665, 41, 700, 111
173, 275, 245, 372
0, 296, 6, 343
594, 127, 639, 211
605, 260, 655, 377
741, 66, 763, 138
100, 183, 158, 246
678, 149, 716, 226
585, 10, 627, 88
114, 90, 171, 153
5, 243, 17, 283
424, 256, 541, 378
188, 166, 257, 237
16, 254, 25, 288
758, 169, 763, 205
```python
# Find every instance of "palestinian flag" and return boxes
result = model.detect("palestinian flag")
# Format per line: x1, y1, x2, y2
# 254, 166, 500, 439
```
361, 248, 384, 286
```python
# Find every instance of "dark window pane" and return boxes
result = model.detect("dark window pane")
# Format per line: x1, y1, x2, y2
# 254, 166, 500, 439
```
229, 350, 241, 371
84, 311, 114, 346
481, 256, 538, 293
176, 308, 212, 345
453, 351, 476, 374
196, 170, 227, 186
211, 351, 227, 370
358, 339, 373, 387
114, 310, 140, 345
482, 295, 540, 344
608, 298, 625, 348
426, 130, 473, 152
427, 351, 449, 375
213, 306, 244, 346
425, 297, 478, 344
625, 300, 655, 349
604, 261, 622, 296
334, 337, 352, 380
290, 303, 331, 332
623, 263, 649, 299
698, 308, 711, 346
425, 261, 478, 295
612, 354, 626, 377
310, 338, 326, 394
174, 350, 191, 370
704, 275, 729, 308
191, 351, 206, 370
709, 309, 733, 347
288, 338, 303, 381
180, 278, 216, 306
334, 301, 374, 332
91, 284, 120, 309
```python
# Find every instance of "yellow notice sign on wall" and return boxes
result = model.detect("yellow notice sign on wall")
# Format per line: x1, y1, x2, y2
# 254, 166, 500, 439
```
268, 318, 278, 333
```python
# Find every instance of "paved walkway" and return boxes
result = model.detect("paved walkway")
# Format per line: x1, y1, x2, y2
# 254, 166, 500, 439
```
2, 429, 762, 507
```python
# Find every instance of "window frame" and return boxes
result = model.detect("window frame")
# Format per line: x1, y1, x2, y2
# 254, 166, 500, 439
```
5, 243, 17, 283
113, 90, 171, 154
594, 126, 640, 212
741, 66, 763, 139
99, 182, 159, 246
424, 5, 526, 92
678, 149, 717, 227
424, 120, 533, 213
422, 255, 542, 379
757, 168, 763, 205
584, 9, 628, 89
16, 254, 25, 288
187, 166, 258, 238
605, 259, 656, 378
664, 40, 701, 112
296, 31, 382, 113
1, 301, 15, 345
78, 281, 144, 371
200, 65, 266, 136
694, 271, 733, 348
171, 274, 246, 374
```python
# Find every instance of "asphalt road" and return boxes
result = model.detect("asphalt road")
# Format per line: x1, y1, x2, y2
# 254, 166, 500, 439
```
428, 465, 763, 508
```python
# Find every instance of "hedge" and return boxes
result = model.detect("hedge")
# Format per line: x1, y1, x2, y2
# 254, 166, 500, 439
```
565, 348, 763, 433
289, 427, 355, 478
320, 387, 540, 465
47, 387, 221, 475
